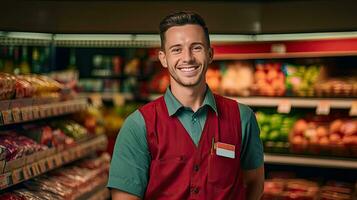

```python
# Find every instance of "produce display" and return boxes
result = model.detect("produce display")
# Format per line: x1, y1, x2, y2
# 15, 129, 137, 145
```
290, 117, 357, 157
284, 64, 321, 97
256, 111, 298, 143
50, 120, 88, 141
252, 62, 286, 96
148, 60, 357, 98
21, 125, 75, 148
149, 69, 169, 94
102, 103, 141, 137
0, 153, 110, 200
220, 61, 254, 96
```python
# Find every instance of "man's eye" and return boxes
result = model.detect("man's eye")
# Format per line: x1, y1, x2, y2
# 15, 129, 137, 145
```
171, 48, 181, 53
192, 46, 203, 51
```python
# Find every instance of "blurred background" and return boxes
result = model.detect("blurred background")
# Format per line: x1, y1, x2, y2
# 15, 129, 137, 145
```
0, 0, 357, 199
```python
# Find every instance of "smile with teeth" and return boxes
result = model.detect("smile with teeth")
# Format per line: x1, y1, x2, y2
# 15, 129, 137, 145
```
178, 66, 199, 72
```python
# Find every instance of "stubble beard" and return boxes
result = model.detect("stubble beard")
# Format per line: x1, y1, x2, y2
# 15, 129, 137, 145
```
168, 64, 207, 87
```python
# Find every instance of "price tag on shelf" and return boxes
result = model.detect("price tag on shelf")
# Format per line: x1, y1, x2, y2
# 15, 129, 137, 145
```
277, 100, 291, 114
33, 163, 41, 176
39, 106, 46, 118
316, 101, 331, 115
27, 108, 34, 121
52, 104, 59, 116
12, 168, 23, 184
23, 166, 32, 180
32, 106, 40, 119
38, 160, 47, 173
29, 165, 35, 177
90, 93, 103, 107
12, 108, 21, 122
2, 110, 13, 124
54, 154, 62, 166
349, 101, 357, 116
45, 106, 52, 117
46, 157, 54, 170
0, 173, 10, 189
113, 94, 125, 106
21, 107, 29, 121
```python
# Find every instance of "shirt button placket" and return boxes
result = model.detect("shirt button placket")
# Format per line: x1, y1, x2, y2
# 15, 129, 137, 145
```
193, 164, 199, 172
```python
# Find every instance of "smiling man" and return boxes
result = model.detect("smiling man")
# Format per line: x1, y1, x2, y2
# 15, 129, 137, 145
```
108, 11, 264, 200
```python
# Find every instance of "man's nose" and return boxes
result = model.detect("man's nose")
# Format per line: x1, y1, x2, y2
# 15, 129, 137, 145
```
182, 49, 194, 62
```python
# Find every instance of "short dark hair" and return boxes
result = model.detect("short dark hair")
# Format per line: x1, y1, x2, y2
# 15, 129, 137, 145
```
159, 11, 210, 50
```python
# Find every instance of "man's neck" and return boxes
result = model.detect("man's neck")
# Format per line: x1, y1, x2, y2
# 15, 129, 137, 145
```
171, 82, 207, 112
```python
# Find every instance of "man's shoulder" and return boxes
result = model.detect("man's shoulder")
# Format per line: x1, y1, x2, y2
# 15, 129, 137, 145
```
237, 102, 254, 116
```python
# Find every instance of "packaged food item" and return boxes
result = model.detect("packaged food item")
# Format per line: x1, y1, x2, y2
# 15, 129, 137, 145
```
0, 72, 16, 100
320, 181, 353, 200
0, 192, 25, 200
0, 131, 47, 161
10, 153, 111, 200
263, 179, 319, 200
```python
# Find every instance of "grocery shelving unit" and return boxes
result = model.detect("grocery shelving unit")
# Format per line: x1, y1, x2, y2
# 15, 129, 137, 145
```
230, 97, 356, 109
0, 98, 88, 126
264, 153, 357, 169
77, 182, 110, 200
149, 94, 356, 110
2, 30, 357, 196
0, 134, 107, 190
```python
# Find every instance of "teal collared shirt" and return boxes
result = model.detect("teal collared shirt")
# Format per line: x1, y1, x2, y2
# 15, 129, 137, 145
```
164, 87, 217, 146
107, 87, 264, 198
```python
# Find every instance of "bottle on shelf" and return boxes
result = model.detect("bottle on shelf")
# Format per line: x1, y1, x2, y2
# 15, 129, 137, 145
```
19, 46, 31, 74
41, 47, 51, 73
112, 56, 122, 75
0, 46, 4, 71
13, 47, 21, 75
3, 46, 14, 74
32, 47, 41, 74
67, 48, 77, 70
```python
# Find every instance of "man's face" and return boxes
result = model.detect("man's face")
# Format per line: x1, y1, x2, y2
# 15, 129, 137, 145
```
159, 24, 213, 88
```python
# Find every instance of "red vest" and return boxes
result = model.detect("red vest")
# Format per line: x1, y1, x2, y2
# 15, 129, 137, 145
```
139, 94, 244, 200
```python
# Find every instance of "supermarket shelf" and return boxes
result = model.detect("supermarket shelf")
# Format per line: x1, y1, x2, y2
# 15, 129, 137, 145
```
87, 187, 110, 200
0, 134, 108, 190
213, 51, 357, 60
77, 183, 110, 200
0, 98, 88, 126
84, 74, 149, 81
228, 96, 356, 109
264, 153, 357, 169
149, 94, 356, 109
78, 92, 133, 101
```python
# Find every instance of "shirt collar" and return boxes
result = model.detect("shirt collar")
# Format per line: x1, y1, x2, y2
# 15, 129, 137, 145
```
164, 86, 218, 116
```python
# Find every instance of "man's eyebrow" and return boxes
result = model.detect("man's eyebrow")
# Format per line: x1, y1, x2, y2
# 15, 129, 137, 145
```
191, 42, 205, 46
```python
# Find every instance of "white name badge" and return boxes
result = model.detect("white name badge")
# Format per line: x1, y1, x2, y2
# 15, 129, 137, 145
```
215, 142, 235, 159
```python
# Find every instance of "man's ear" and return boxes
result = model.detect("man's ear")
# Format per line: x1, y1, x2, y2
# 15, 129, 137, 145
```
208, 47, 214, 64
158, 50, 168, 68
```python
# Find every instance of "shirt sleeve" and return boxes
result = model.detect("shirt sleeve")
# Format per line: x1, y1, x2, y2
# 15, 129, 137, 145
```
107, 110, 150, 198
238, 103, 264, 170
